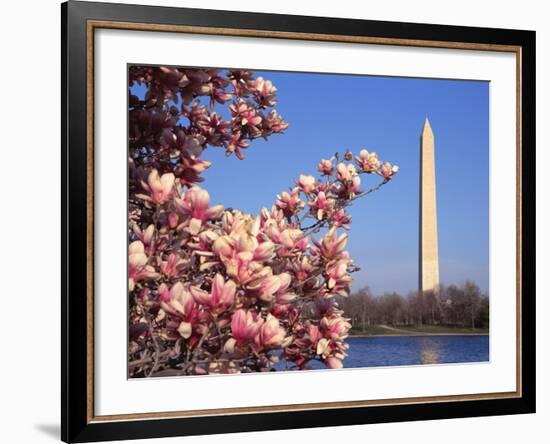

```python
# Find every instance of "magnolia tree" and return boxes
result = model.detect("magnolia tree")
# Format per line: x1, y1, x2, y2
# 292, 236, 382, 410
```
128, 66, 398, 377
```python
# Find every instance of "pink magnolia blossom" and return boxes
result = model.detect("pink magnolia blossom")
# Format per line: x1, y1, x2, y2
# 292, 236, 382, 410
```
137, 169, 175, 205
291, 256, 316, 282
176, 157, 212, 187
336, 162, 358, 182
213, 239, 264, 285
248, 274, 281, 302
276, 187, 304, 219
190, 273, 236, 312
317, 158, 334, 175
355, 149, 381, 173
230, 100, 263, 135
255, 314, 286, 348
260, 206, 287, 234
177, 322, 193, 340
326, 257, 353, 297
307, 324, 323, 346
265, 226, 308, 255
205, 74, 233, 106
309, 191, 334, 220
273, 273, 296, 304
158, 282, 199, 339
228, 70, 255, 96
160, 127, 205, 159
254, 241, 276, 262
231, 309, 264, 344
296, 175, 316, 194
225, 131, 250, 160
314, 227, 348, 259
316, 337, 331, 357
330, 208, 352, 230
253, 77, 278, 108
132, 223, 155, 246
324, 356, 344, 369
344, 175, 362, 198
379, 162, 400, 181
321, 316, 351, 341
159, 253, 185, 278
175, 186, 224, 234
128, 241, 158, 291
263, 110, 288, 133
196, 112, 229, 146
211, 217, 277, 286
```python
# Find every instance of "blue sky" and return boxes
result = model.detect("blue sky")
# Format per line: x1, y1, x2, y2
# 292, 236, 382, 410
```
132, 70, 489, 296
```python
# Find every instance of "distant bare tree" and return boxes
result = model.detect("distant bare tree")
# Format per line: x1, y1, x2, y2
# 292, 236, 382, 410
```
463, 281, 482, 329
407, 291, 426, 325
342, 281, 487, 331
360, 288, 377, 330
379, 292, 405, 325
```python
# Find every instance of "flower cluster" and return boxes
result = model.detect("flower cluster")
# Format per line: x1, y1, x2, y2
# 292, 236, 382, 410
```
129, 67, 288, 183
128, 66, 397, 377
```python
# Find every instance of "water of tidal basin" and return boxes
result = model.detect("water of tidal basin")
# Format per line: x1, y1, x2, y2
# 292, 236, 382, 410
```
277, 335, 489, 370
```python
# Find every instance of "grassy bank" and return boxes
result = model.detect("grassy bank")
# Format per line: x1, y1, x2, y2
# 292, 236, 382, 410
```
349, 324, 489, 336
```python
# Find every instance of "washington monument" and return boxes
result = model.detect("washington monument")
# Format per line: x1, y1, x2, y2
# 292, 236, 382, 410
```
419, 118, 440, 294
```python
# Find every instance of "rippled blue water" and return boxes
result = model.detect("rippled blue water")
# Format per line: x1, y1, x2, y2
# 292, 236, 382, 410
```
275, 335, 489, 370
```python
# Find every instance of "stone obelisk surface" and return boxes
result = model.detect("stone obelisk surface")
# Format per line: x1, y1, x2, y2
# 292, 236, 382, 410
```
419, 118, 440, 293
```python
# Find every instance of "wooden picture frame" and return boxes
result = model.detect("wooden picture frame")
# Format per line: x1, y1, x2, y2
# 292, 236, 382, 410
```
62, 1, 535, 442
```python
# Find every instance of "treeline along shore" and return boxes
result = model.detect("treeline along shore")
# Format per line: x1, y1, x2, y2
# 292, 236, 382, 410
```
337, 281, 489, 336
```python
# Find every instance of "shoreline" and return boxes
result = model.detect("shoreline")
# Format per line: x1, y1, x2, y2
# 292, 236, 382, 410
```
349, 332, 489, 338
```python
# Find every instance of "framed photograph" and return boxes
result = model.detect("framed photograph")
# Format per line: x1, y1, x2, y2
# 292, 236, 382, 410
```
61, 1, 535, 442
